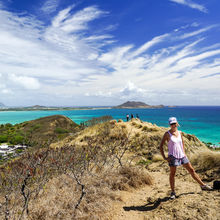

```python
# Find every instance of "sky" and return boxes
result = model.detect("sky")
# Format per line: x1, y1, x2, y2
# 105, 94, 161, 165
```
0, 0, 220, 107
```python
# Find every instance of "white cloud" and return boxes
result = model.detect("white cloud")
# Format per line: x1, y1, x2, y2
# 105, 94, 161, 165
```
52, 6, 106, 33
1, 88, 13, 94
180, 25, 215, 39
119, 82, 146, 99
9, 74, 41, 90
131, 33, 169, 57
0, 4, 220, 106
41, 0, 60, 14
170, 0, 208, 13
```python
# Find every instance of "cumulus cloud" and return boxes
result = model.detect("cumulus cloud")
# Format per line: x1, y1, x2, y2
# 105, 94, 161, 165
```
120, 82, 146, 98
9, 74, 41, 90
170, 0, 208, 13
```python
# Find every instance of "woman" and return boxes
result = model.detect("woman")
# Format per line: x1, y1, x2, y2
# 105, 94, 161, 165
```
159, 117, 212, 199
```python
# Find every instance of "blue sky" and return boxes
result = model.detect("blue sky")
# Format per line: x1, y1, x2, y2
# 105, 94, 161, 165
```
0, 0, 220, 106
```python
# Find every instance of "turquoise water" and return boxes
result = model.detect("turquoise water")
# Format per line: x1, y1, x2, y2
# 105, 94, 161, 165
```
0, 106, 219, 145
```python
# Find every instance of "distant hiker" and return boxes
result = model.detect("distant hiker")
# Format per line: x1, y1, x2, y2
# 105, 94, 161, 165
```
131, 114, 134, 119
159, 117, 212, 199
136, 114, 139, 119
126, 114, 129, 121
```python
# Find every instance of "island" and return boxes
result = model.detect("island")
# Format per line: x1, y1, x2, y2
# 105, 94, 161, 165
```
0, 101, 165, 111
113, 101, 164, 109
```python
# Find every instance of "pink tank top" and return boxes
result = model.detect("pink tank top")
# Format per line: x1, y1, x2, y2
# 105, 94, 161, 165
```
168, 130, 185, 158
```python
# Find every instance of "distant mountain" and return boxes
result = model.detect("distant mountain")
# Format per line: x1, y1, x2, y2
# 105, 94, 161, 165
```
0, 102, 5, 108
27, 105, 47, 108
113, 101, 164, 109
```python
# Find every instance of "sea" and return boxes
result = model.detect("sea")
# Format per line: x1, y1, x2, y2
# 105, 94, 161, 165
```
0, 106, 219, 145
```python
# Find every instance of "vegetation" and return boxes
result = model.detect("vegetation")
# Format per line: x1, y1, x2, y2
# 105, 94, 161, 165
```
191, 150, 220, 171
81, 115, 113, 127
0, 115, 79, 147
0, 121, 152, 219
0, 123, 25, 145
1, 117, 218, 219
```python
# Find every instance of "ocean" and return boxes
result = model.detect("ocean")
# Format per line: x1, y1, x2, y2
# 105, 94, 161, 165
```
0, 106, 219, 145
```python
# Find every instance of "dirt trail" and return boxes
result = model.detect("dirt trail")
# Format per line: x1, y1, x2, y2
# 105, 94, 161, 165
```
107, 167, 220, 220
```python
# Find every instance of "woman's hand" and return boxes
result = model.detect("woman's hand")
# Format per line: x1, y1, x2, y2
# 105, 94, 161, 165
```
165, 157, 171, 162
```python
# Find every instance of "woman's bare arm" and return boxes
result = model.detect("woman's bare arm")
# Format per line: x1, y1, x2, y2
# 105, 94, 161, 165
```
180, 132, 186, 156
159, 132, 168, 160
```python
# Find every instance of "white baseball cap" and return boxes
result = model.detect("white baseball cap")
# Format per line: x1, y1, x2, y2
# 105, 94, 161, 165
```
168, 117, 178, 125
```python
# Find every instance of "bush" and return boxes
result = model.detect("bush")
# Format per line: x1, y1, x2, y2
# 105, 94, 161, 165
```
55, 127, 69, 134
137, 159, 152, 166
84, 115, 113, 127
32, 124, 41, 130
190, 150, 220, 170
5, 123, 13, 128
10, 135, 24, 145
0, 135, 8, 143
16, 149, 23, 154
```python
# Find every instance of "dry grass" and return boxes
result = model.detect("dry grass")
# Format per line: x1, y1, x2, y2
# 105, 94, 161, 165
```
142, 126, 158, 132
152, 154, 164, 162
105, 166, 153, 191
23, 166, 153, 220
190, 150, 220, 170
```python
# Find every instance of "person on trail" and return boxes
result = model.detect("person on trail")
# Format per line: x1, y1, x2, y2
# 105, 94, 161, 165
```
126, 114, 129, 121
159, 117, 212, 199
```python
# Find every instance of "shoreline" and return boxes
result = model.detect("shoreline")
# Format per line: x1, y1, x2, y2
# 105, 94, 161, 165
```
0, 107, 219, 145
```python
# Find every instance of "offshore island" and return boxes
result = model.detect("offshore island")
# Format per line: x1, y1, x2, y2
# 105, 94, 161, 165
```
0, 101, 166, 111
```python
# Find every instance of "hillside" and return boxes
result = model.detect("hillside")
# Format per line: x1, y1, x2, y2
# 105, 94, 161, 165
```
19, 115, 80, 145
0, 115, 79, 147
113, 101, 164, 109
52, 118, 206, 156
0, 118, 219, 220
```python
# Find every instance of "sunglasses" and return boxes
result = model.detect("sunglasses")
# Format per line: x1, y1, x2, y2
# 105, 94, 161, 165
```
170, 123, 177, 125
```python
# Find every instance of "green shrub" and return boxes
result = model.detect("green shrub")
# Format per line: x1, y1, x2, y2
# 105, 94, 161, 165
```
32, 124, 41, 130
137, 159, 152, 166
5, 123, 13, 128
16, 148, 24, 154
0, 135, 8, 143
10, 135, 24, 145
55, 127, 69, 134
84, 115, 113, 127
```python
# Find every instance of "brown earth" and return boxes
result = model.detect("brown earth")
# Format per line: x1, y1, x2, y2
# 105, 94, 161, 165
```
107, 163, 220, 220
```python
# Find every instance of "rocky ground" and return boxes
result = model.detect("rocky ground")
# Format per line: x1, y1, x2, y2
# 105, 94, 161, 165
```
107, 163, 220, 220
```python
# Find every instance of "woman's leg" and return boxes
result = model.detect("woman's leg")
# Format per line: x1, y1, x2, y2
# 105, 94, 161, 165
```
183, 163, 204, 185
169, 166, 176, 192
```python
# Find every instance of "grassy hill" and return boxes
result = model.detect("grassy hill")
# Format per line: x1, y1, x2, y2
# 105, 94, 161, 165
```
0, 118, 219, 219
0, 115, 79, 147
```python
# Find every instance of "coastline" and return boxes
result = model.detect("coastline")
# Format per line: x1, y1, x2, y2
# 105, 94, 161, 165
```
0, 106, 219, 145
